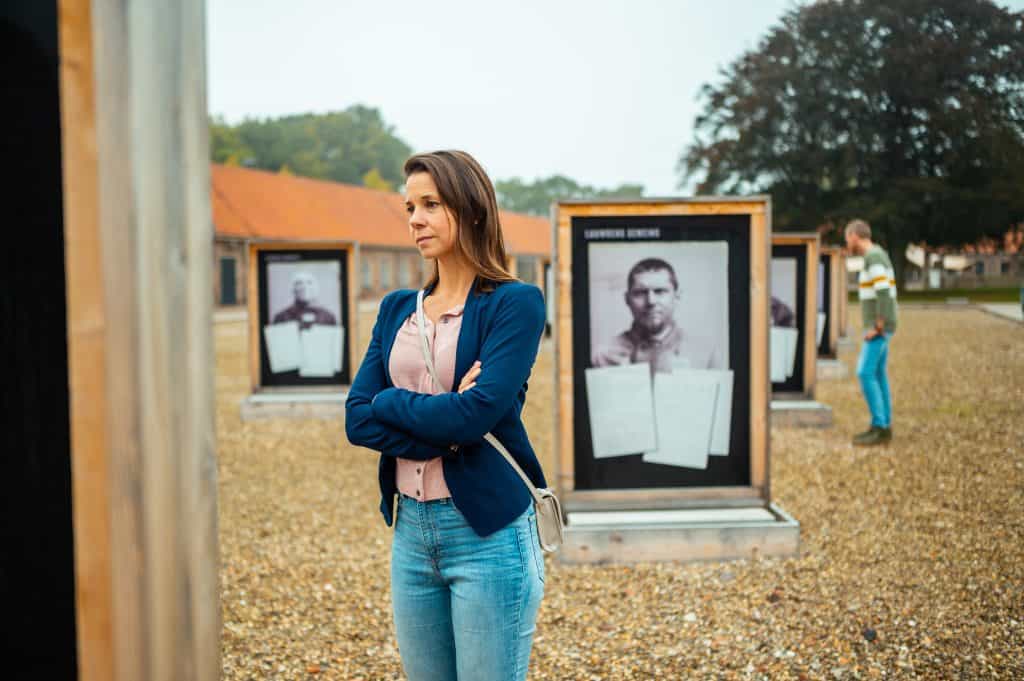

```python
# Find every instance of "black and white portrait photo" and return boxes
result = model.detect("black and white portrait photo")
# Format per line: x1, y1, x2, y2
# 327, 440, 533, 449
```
771, 257, 797, 329
267, 262, 341, 330
770, 256, 800, 385
256, 248, 351, 387
816, 259, 828, 349
582, 239, 733, 471
588, 241, 729, 373
568, 211, 758, 491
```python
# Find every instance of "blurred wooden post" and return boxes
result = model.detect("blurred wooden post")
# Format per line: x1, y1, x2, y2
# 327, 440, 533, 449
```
59, 1, 219, 680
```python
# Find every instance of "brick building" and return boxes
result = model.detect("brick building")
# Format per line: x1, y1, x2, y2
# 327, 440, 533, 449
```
210, 164, 551, 306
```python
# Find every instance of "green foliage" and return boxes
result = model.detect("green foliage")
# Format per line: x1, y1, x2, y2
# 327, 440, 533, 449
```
208, 106, 413, 189
361, 167, 393, 192
680, 0, 1024, 282
852, 287, 1021, 303
210, 115, 253, 166
495, 175, 644, 216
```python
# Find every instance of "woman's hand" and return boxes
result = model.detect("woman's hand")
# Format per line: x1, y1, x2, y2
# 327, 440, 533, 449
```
458, 361, 482, 393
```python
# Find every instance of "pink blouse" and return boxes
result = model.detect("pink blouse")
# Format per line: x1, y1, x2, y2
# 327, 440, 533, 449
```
388, 302, 464, 501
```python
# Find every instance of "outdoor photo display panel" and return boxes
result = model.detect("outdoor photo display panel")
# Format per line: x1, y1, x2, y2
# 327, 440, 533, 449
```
771, 244, 808, 394
257, 248, 351, 387
571, 214, 752, 490
817, 252, 834, 357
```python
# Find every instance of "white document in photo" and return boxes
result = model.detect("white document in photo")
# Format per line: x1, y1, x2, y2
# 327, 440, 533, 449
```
585, 363, 657, 458
770, 326, 789, 383
705, 369, 734, 456
816, 312, 827, 347
783, 326, 799, 378
642, 371, 718, 470
299, 325, 339, 377
661, 367, 733, 456
333, 326, 346, 372
263, 321, 301, 373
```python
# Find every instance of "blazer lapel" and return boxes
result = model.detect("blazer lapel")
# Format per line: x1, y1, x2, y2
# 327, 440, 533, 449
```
382, 292, 418, 385
453, 279, 482, 384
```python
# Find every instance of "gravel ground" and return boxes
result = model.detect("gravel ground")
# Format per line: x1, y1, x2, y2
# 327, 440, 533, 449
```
218, 307, 1023, 680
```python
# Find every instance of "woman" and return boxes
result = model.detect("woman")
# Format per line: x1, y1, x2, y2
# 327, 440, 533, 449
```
345, 150, 548, 681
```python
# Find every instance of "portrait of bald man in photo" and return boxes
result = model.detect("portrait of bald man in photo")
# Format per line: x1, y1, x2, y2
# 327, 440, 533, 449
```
272, 269, 338, 330
592, 257, 724, 373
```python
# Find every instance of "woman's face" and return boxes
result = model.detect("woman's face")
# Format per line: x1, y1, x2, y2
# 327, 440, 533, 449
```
405, 171, 458, 260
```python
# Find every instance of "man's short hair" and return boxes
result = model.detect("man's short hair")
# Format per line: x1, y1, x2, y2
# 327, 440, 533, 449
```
845, 219, 871, 239
627, 258, 678, 291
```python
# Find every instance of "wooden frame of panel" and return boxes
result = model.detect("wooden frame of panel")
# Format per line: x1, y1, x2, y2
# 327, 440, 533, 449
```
553, 197, 772, 510
59, 1, 219, 679
837, 251, 850, 338
820, 246, 844, 356
246, 240, 360, 393
771, 233, 820, 399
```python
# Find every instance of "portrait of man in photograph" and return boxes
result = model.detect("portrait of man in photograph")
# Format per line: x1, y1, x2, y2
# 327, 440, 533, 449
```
591, 257, 724, 372
272, 269, 338, 330
771, 295, 796, 328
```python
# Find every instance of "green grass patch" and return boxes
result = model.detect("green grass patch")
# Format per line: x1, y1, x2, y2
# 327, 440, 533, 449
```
849, 287, 1022, 304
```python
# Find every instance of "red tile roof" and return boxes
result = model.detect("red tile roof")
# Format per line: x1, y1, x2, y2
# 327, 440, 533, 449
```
211, 164, 550, 256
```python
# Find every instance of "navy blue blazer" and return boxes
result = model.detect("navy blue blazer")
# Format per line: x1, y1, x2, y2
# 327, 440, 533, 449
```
344, 279, 548, 537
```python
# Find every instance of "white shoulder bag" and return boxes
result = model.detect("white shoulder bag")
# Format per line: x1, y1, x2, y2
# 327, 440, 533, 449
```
415, 289, 564, 552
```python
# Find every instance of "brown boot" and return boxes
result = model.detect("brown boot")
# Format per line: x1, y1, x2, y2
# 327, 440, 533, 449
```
853, 426, 885, 446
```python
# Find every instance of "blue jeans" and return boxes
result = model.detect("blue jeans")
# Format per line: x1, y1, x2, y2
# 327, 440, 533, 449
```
391, 493, 545, 681
856, 333, 893, 428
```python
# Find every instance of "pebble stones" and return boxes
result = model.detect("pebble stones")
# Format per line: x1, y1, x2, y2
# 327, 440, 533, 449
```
217, 307, 1024, 679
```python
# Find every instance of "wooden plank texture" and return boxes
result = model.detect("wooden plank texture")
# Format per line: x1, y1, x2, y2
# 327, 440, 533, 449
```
58, 1, 115, 679
63, 1, 220, 679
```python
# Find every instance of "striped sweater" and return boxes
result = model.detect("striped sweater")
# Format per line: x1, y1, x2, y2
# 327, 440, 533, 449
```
858, 245, 898, 333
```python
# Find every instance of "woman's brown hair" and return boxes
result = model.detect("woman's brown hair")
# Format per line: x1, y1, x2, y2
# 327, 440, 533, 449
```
403, 150, 516, 292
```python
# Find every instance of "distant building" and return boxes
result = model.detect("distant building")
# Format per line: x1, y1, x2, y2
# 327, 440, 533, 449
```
211, 164, 551, 306
844, 228, 1023, 292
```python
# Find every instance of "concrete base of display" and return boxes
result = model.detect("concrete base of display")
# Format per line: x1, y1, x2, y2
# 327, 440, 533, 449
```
770, 399, 833, 427
837, 335, 857, 351
817, 358, 849, 380
240, 389, 348, 421
559, 504, 800, 564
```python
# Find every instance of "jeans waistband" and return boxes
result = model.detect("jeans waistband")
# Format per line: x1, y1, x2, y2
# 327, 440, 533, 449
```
398, 492, 453, 505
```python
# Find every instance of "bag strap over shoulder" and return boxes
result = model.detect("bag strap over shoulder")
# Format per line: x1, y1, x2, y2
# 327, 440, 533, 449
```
415, 289, 545, 504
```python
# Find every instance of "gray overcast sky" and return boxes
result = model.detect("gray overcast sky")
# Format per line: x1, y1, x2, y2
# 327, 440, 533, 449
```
207, 0, 1024, 196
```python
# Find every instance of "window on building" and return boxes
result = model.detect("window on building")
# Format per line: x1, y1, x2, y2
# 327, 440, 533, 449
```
398, 256, 411, 288
518, 256, 538, 285
361, 257, 372, 293
219, 257, 237, 305
974, 261, 985, 276
1001, 260, 1010, 275
380, 255, 393, 289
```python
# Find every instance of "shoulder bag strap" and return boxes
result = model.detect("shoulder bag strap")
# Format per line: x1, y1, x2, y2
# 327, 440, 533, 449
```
415, 289, 543, 503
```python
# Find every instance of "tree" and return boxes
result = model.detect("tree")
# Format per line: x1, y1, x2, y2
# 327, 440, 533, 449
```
361, 167, 393, 192
495, 175, 644, 216
208, 106, 413, 189
209, 115, 254, 166
679, 0, 1024, 285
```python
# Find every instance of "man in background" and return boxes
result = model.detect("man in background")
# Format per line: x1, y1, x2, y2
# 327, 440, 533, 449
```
592, 257, 723, 372
846, 219, 898, 446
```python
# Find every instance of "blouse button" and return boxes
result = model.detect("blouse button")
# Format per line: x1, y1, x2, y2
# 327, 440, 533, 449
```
415, 490, 421, 497
442, 317, 449, 324
416, 467, 421, 474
